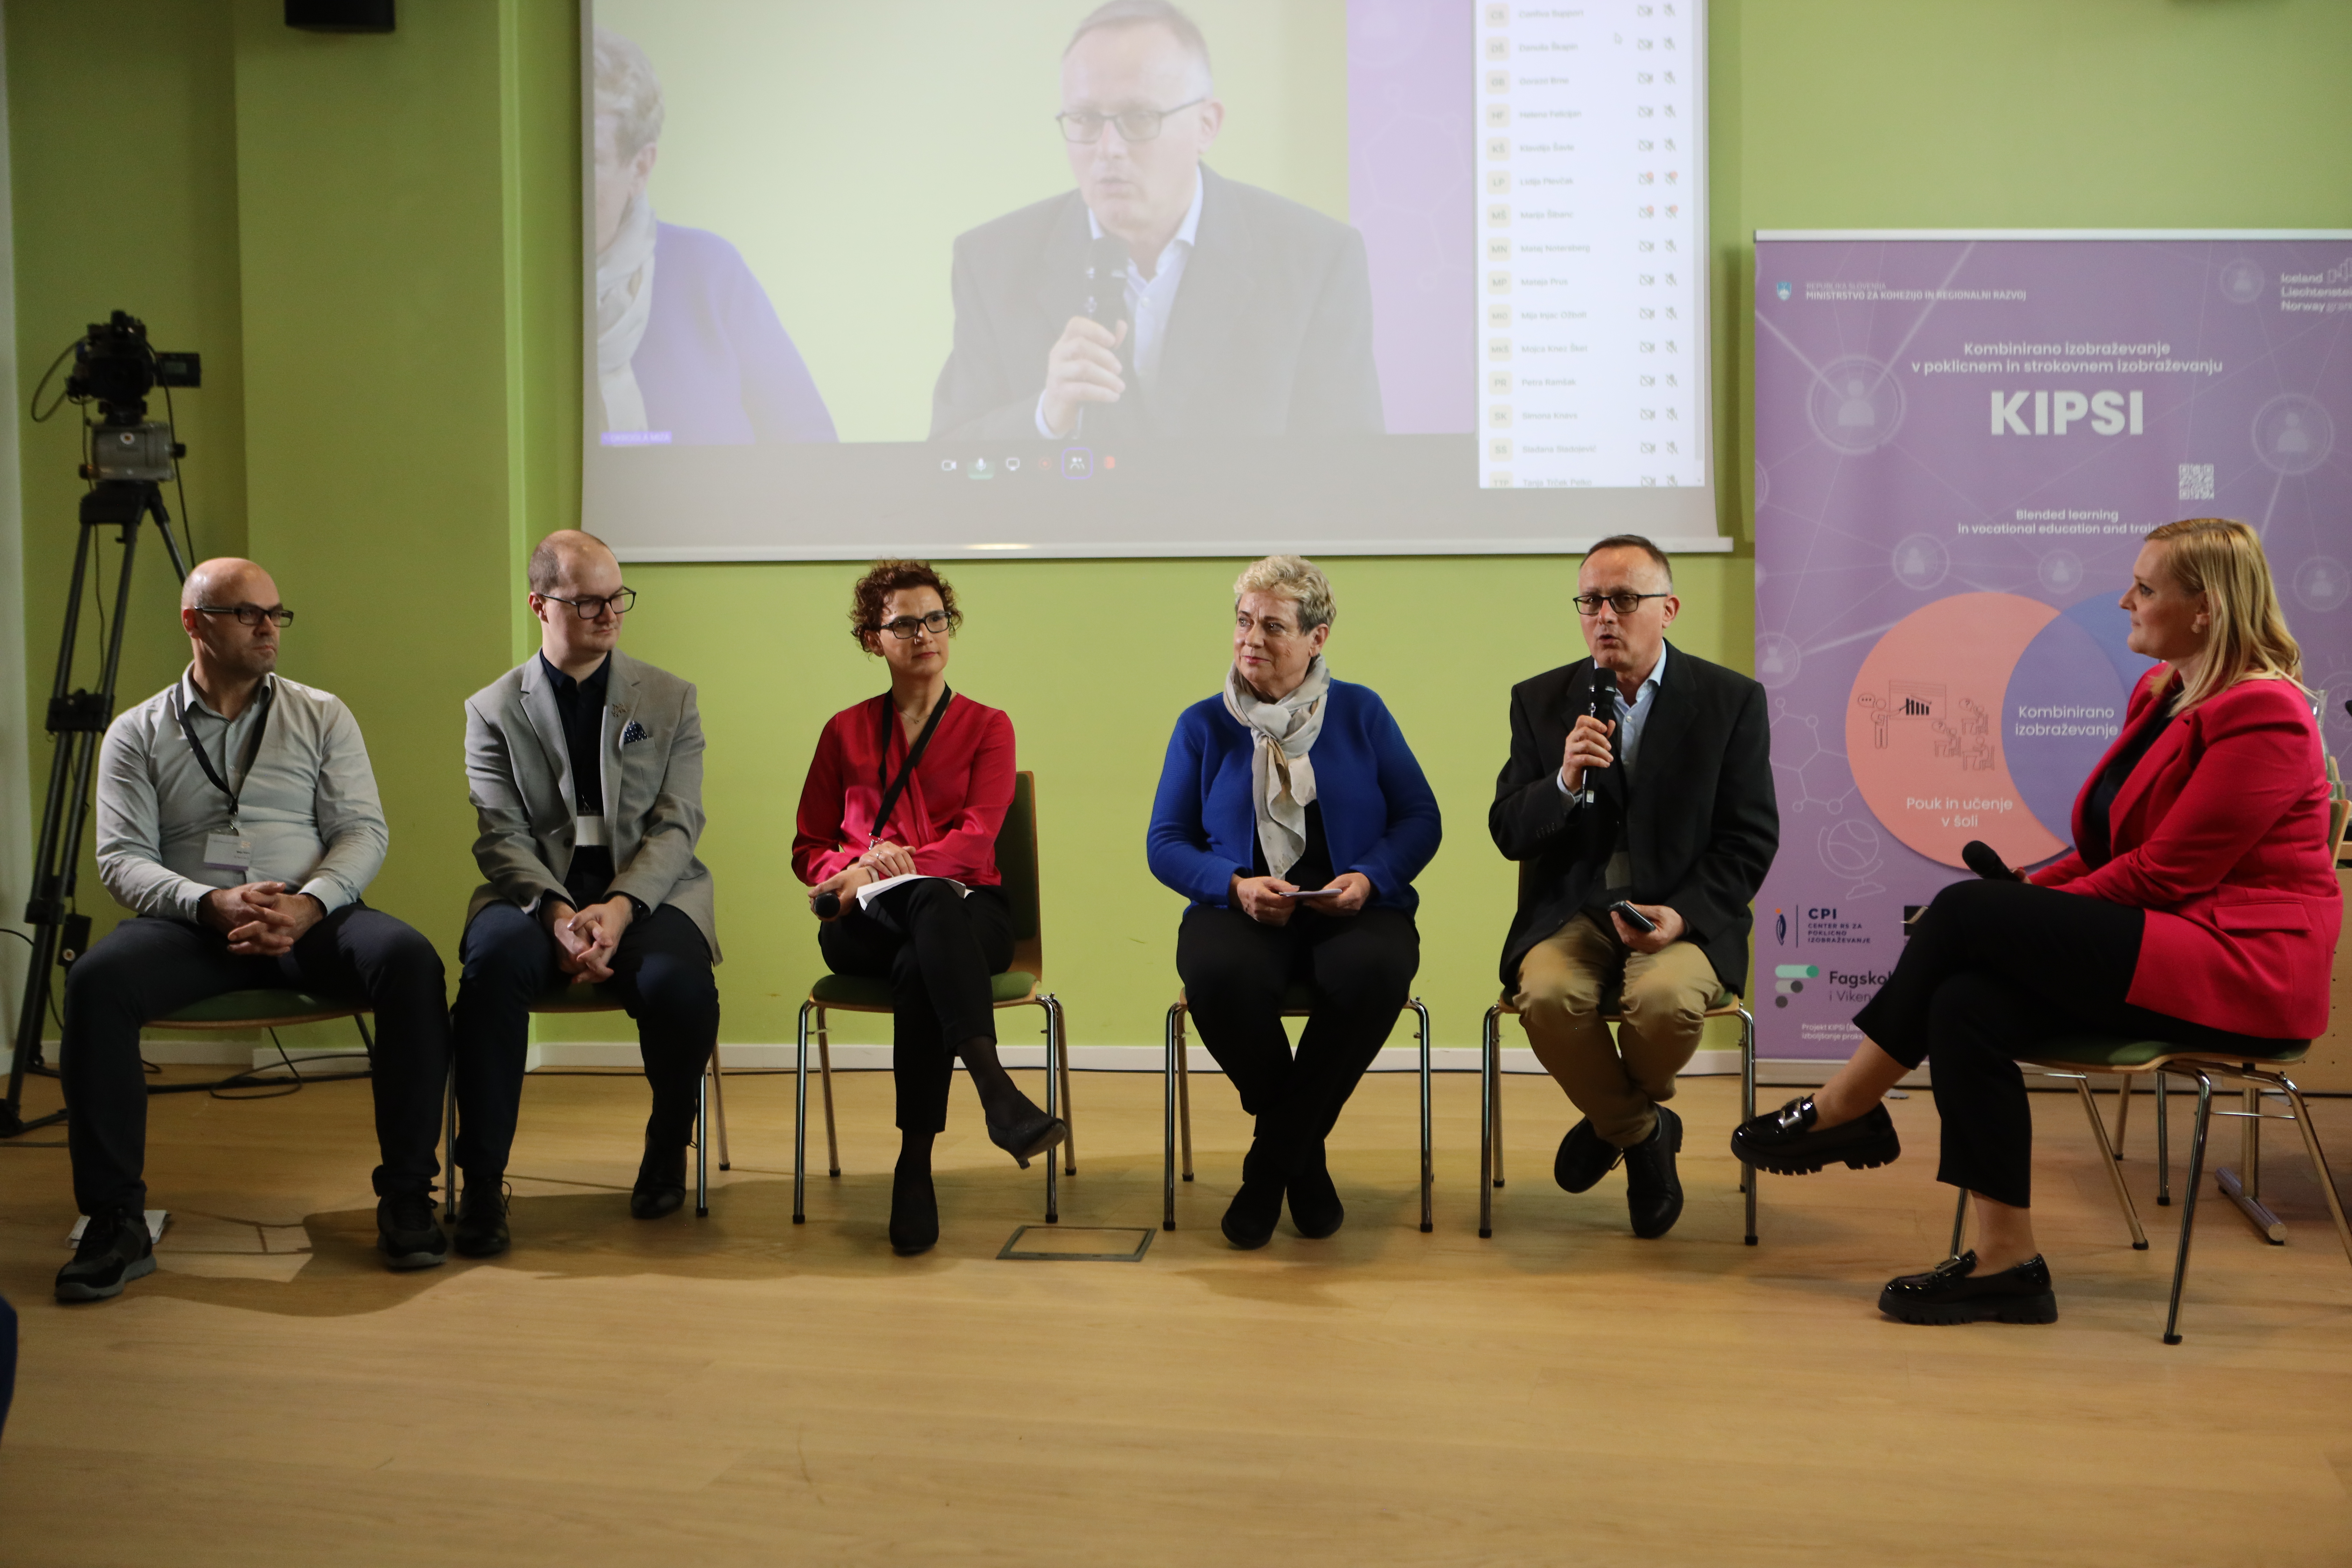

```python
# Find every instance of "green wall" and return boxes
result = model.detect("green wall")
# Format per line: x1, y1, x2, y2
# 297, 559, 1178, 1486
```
9, 0, 2350, 1061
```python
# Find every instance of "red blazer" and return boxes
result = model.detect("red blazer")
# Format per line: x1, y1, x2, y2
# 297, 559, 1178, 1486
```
2030, 670, 2340, 1040
792, 693, 1015, 888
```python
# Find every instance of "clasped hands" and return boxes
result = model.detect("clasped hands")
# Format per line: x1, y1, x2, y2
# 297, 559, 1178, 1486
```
543, 893, 635, 983
806, 840, 919, 923
200, 881, 326, 956
1229, 870, 1374, 927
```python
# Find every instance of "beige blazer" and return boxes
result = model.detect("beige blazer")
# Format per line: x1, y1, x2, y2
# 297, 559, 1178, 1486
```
461, 648, 718, 960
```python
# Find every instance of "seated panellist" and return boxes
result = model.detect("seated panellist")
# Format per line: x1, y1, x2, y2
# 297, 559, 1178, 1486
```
793, 561, 1063, 1256
1490, 535, 1778, 1240
57, 559, 453, 1302
448, 530, 721, 1255
1734, 518, 2342, 1325
1147, 555, 1441, 1249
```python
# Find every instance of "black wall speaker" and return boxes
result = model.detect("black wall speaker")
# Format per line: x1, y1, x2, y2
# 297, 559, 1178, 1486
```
286, 0, 395, 33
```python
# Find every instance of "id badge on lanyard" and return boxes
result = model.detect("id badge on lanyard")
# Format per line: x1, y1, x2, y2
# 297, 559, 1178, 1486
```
178, 681, 272, 875
202, 828, 254, 872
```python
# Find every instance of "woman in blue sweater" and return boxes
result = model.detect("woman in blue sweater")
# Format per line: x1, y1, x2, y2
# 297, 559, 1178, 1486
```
1147, 556, 1443, 1248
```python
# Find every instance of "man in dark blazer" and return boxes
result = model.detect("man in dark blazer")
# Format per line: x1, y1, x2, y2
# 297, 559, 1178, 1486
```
1489, 536, 1778, 1240
928, 0, 1384, 443
448, 529, 720, 1256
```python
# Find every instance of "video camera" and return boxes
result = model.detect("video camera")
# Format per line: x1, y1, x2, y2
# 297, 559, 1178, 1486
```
64, 310, 199, 482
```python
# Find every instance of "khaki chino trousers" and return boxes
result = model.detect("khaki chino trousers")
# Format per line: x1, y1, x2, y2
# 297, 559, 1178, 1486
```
1513, 910, 1723, 1147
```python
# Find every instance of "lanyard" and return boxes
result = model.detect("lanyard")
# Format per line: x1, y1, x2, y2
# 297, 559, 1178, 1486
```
871, 687, 952, 846
175, 678, 275, 822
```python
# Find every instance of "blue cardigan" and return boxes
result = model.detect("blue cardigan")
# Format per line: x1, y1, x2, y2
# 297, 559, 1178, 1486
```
1147, 679, 1442, 913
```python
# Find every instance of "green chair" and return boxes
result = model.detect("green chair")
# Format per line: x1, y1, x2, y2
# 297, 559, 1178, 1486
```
792, 771, 1072, 1226
1163, 985, 1434, 1233
441, 985, 729, 1223
1479, 989, 1759, 1242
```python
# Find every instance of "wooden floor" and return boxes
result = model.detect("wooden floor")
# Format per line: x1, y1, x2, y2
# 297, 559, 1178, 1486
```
2, 1063, 2350, 1567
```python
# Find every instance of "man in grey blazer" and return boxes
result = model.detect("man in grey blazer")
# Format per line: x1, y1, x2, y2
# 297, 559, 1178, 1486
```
448, 529, 719, 1255
929, 0, 1384, 443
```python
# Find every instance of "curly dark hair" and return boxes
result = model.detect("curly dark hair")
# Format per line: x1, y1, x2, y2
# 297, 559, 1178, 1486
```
849, 559, 962, 650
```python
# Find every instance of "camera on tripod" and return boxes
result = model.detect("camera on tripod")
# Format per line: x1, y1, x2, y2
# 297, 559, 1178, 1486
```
66, 310, 199, 483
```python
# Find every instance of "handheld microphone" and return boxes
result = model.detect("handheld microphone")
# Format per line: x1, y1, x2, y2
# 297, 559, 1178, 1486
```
1580, 665, 1609, 809
1960, 839, 2019, 881
812, 890, 841, 920
1086, 234, 1131, 369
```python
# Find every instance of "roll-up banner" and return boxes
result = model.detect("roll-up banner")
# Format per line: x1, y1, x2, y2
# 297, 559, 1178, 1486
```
1752, 231, 2352, 1062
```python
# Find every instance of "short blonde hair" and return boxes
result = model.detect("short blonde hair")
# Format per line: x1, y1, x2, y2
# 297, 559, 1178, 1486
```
1233, 554, 1335, 631
2143, 517, 2304, 713
593, 27, 665, 164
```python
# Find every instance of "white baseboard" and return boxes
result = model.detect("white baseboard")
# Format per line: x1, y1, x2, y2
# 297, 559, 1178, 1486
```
541, 1042, 1752, 1077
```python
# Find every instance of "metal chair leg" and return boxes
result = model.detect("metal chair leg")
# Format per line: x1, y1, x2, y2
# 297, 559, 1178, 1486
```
441, 1060, 459, 1222
1176, 1006, 1194, 1183
708, 1042, 732, 1171
793, 1000, 814, 1224
2272, 1071, 2352, 1272
1490, 1021, 1506, 1188
2217, 1072, 2287, 1244
1051, 996, 1076, 1175
2155, 1073, 2171, 1204
1412, 998, 1433, 1233
2163, 1068, 2217, 1345
2073, 1077, 2147, 1249
1042, 995, 1060, 1225
1163, 1001, 1181, 1231
1480, 1006, 1498, 1238
817, 1010, 840, 1178
1740, 1005, 1758, 1246
2111, 1074, 2132, 1160
1949, 1188, 1969, 1258
695, 1070, 710, 1218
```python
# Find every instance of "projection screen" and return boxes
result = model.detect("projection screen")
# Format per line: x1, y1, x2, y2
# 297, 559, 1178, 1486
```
581, 0, 1722, 560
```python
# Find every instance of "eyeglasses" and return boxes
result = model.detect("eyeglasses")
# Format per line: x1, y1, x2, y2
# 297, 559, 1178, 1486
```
195, 603, 294, 628
538, 588, 636, 619
1572, 591, 1671, 617
1056, 98, 1208, 144
882, 611, 953, 640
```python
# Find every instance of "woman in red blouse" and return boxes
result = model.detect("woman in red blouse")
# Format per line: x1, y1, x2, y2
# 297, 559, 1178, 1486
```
1733, 519, 2340, 1325
792, 561, 1063, 1255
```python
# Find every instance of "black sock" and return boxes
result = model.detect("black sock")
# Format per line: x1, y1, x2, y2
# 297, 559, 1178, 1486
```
898, 1128, 936, 1172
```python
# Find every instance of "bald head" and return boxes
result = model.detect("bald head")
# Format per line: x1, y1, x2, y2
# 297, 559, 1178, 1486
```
182, 557, 277, 612
527, 529, 619, 596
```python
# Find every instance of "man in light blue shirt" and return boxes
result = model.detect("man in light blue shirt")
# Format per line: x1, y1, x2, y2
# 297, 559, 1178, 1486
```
55, 558, 453, 1301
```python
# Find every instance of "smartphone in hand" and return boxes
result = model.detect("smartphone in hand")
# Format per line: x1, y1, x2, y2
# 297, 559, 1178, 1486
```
1608, 899, 1659, 934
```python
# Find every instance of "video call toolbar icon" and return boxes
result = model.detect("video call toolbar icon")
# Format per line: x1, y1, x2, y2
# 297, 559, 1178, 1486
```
1062, 447, 1093, 479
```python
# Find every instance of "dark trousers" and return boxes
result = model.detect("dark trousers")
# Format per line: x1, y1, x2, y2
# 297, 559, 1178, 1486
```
59, 905, 450, 1212
450, 902, 719, 1176
1854, 877, 2292, 1208
818, 881, 1015, 1134
1175, 904, 1419, 1166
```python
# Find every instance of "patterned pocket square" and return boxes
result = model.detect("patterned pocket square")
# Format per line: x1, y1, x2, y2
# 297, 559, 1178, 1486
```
620, 719, 652, 746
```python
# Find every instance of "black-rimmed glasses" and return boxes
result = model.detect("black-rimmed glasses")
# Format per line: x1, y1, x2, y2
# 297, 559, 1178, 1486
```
539, 588, 637, 619
195, 603, 294, 628
882, 611, 953, 640
1572, 591, 1670, 617
1056, 97, 1208, 144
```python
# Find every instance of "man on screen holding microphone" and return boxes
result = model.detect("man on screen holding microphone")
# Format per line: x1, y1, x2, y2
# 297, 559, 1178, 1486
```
929, 0, 1385, 443
1489, 536, 1779, 1240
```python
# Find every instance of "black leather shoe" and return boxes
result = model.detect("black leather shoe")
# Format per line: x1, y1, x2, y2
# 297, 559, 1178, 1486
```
890, 1154, 939, 1256
377, 1192, 449, 1270
1623, 1105, 1685, 1239
1879, 1250, 2058, 1325
453, 1181, 510, 1258
56, 1206, 155, 1302
630, 1142, 688, 1219
1554, 1118, 1623, 1194
984, 1096, 1068, 1170
1287, 1142, 1344, 1239
1221, 1181, 1282, 1249
1730, 1095, 1901, 1175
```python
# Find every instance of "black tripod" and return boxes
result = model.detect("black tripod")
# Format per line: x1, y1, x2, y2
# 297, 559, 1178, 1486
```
1, 479, 186, 1137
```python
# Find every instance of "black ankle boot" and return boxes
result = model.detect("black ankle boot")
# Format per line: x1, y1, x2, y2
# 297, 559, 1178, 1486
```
630, 1139, 688, 1219
1222, 1128, 1293, 1249
890, 1137, 939, 1256
1286, 1140, 1344, 1239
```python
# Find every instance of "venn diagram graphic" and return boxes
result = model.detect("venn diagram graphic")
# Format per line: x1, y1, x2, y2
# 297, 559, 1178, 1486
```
1846, 592, 2154, 870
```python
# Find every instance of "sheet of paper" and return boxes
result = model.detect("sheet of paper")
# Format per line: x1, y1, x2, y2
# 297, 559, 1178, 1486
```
853, 872, 969, 910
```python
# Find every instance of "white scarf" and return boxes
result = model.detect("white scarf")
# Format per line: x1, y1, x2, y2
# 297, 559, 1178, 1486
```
1223, 657, 1331, 882
595, 193, 659, 433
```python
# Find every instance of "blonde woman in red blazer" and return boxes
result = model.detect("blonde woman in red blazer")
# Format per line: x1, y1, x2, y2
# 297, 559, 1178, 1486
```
1732, 518, 2340, 1325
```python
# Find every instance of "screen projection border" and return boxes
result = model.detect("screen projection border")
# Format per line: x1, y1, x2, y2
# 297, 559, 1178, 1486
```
578, 0, 1725, 562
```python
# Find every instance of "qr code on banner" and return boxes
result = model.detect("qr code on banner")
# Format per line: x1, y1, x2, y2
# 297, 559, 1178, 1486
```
2179, 463, 2215, 500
